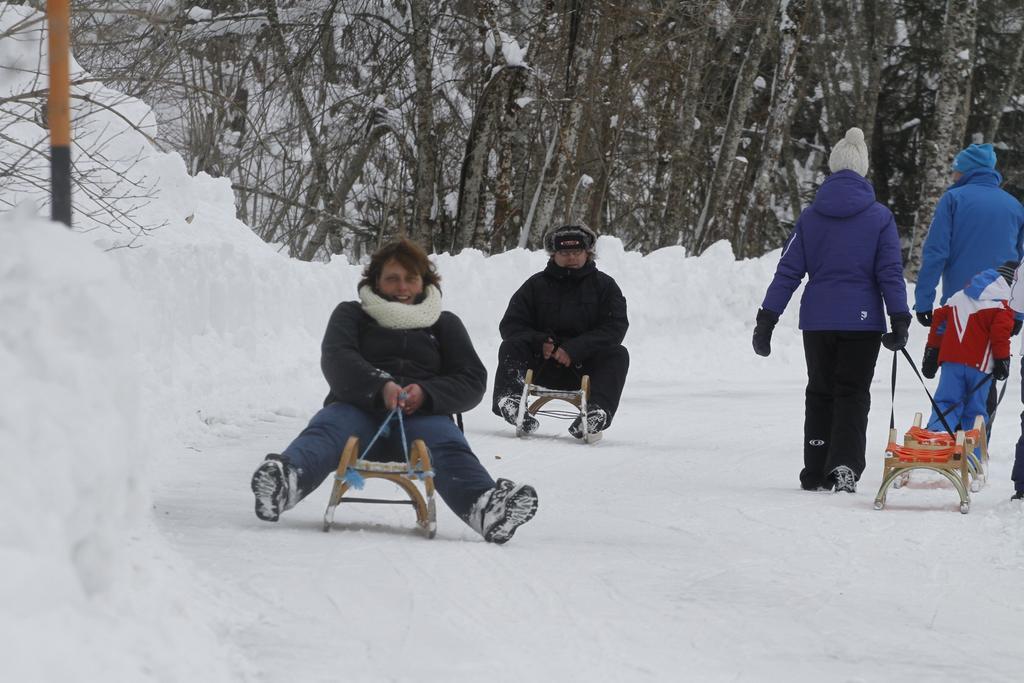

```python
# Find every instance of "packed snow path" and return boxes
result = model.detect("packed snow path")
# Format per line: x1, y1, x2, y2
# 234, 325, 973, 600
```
154, 373, 1024, 682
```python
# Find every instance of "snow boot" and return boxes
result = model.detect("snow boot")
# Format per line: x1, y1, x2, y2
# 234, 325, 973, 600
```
465, 478, 539, 544
1011, 489, 1024, 501
829, 465, 857, 493
251, 454, 301, 522
497, 393, 538, 434
569, 405, 608, 440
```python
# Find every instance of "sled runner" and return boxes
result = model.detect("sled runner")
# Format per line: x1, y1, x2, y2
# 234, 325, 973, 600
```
515, 368, 600, 443
874, 413, 988, 514
322, 435, 437, 538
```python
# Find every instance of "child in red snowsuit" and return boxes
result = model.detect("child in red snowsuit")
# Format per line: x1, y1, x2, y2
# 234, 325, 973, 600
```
921, 266, 1015, 438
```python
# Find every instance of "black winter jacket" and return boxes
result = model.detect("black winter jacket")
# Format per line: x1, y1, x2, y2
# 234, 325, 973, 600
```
321, 301, 487, 415
499, 259, 628, 362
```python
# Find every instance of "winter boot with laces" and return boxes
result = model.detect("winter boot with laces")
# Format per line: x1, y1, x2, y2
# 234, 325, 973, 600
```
829, 465, 857, 493
465, 478, 539, 544
497, 393, 539, 434
251, 454, 301, 521
569, 405, 608, 440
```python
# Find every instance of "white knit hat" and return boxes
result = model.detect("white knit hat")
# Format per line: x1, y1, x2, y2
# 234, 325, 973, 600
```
828, 127, 869, 177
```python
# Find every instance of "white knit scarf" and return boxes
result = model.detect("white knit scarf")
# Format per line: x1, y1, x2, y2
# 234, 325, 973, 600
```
359, 284, 443, 329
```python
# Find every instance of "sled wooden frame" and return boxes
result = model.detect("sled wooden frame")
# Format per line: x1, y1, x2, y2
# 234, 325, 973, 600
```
322, 436, 437, 538
515, 368, 600, 443
874, 413, 988, 514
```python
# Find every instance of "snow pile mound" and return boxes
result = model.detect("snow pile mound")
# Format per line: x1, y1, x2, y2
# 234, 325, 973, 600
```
1, 2, 814, 677
0, 207, 140, 597
0, 208, 246, 680
1, 6, 248, 679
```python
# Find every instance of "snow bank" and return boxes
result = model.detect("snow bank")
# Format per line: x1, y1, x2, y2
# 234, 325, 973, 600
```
0, 3, 810, 677
0, 208, 247, 681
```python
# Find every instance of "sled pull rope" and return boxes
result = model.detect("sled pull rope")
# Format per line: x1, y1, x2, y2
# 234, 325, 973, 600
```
340, 393, 434, 489
891, 349, 955, 437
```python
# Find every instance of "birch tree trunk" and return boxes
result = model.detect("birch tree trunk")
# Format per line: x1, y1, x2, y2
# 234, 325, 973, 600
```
520, 2, 595, 247
738, 0, 808, 257
907, 0, 978, 278
584, 26, 623, 232
692, 0, 780, 253
454, 71, 503, 253
643, 79, 677, 251
810, 0, 845, 139
492, 64, 529, 252
660, 24, 712, 249
408, 0, 438, 246
984, 32, 1024, 140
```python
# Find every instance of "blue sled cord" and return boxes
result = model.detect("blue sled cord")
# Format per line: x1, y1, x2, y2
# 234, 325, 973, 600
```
338, 391, 434, 484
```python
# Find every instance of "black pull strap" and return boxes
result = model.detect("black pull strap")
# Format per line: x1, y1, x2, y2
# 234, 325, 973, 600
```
988, 372, 1010, 427
894, 348, 956, 437
889, 350, 897, 431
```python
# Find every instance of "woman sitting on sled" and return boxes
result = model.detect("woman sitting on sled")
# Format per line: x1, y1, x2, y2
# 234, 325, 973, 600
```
250, 239, 538, 544
491, 223, 629, 439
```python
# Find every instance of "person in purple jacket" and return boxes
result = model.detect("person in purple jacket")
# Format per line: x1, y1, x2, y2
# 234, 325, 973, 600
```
752, 127, 911, 493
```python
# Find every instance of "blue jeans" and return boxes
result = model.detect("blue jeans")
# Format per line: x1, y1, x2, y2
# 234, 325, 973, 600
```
282, 403, 496, 518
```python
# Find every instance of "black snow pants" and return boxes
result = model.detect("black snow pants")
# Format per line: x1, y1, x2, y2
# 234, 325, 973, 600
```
800, 330, 881, 489
491, 339, 629, 426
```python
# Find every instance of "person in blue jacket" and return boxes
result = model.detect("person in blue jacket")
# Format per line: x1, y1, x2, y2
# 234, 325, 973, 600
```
914, 143, 1024, 324
914, 143, 1024, 433
752, 127, 911, 494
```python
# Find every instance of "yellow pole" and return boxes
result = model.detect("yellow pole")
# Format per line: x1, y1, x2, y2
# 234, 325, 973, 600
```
47, 0, 72, 226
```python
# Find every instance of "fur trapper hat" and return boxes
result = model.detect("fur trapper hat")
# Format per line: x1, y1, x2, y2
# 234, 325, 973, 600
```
544, 223, 598, 253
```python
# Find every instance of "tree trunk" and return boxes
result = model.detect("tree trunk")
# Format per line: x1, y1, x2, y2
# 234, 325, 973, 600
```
907, 0, 978, 279
738, 0, 808, 257
408, 0, 438, 247
661, 24, 712, 249
262, 0, 340, 261
300, 112, 393, 261
492, 64, 529, 252
693, 0, 780, 253
520, 2, 594, 248
983, 30, 1024, 140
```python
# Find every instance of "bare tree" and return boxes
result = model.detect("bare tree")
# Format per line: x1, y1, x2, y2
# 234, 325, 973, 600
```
907, 0, 978, 277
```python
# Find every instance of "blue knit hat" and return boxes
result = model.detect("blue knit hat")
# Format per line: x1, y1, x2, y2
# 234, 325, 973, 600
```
952, 143, 996, 173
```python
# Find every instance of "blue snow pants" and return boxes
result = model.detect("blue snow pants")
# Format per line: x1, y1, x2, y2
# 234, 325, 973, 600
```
282, 402, 496, 518
928, 362, 990, 462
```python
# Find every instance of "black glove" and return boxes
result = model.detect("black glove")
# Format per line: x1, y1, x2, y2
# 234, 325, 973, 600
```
1013, 319, 1023, 337
993, 357, 1011, 381
916, 310, 932, 328
752, 308, 779, 357
921, 346, 939, 379
882, 313, 912, 352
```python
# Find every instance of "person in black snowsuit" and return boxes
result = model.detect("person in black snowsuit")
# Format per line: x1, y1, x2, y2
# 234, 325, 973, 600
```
492, 224, 629, 438
250, 239, 538, 544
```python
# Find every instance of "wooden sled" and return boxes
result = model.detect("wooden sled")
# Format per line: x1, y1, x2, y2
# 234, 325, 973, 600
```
515, 368, 600, 443
874, 413, 988, 514
322, 436, 437, 538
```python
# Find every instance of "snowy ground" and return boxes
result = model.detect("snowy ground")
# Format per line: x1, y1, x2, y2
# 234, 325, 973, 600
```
155, 360, 1024, 682
3, 7, 1024, 679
